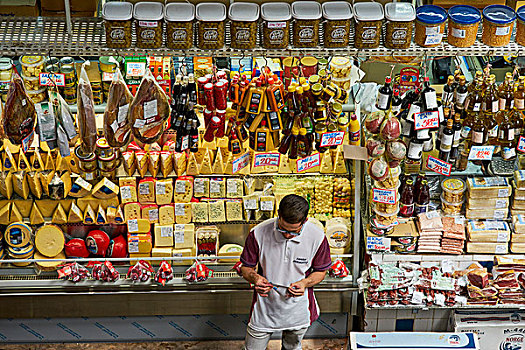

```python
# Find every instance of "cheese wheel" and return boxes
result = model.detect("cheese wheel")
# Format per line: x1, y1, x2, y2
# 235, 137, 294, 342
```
35, 224, 65, 257
4, 222, 32, 248
35, 251, 66, 271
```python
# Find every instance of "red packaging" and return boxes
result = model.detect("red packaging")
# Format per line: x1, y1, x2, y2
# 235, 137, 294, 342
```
204, 83, 215, 111
214, 81, 228, 110
155, 260, 174, 286
329, 259, 349, 278
127, 260, 155, 282
58, 263, 91, 282
203, 109, 214, 129
204, 116, 221, 142
215, 110, 226, 138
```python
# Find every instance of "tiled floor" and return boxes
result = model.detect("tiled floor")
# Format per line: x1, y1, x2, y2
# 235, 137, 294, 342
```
0, 339, 348, 350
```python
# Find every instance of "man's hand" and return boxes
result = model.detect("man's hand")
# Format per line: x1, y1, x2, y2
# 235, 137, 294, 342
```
288, 280, 307, 297
254, 275, 273, 297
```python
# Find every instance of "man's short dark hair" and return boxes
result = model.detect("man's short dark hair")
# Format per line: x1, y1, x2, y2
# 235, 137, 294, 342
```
278, 194, 309, 224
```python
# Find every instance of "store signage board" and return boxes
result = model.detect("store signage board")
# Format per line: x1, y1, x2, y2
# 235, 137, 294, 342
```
518, 136, 525, 153
350, 332, 479, 350
414, 111, 439, 130
296, 153, 320, 173
468, 145, 495, 161
366, 237, 390, 251
320, 131, 345, 147
253, 152, 280, 168
426, 155, 451, 176
232, 153, 249, 174
39, 73, 65, 87
372, 188, 396, 204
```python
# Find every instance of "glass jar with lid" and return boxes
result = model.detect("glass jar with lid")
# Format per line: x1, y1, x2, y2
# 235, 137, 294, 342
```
165, 2, 195, 50
133, 2, 164, 49
353, 3, 384, 49
0, 58, 12, 102
482, 5, 516, 47
291, 1, 322, 48
261, 2, 291, 49
196, 3, 227, 50
415, 5, 447, 47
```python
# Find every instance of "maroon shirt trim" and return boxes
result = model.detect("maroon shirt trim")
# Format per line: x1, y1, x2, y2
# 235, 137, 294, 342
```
240, 230, 259, 268
311, 237, 332, 272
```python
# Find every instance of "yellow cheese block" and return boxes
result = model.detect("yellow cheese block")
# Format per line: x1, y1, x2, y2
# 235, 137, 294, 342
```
68, 202, 83, 223
35, 224, 64, 257
172, 247, 194, 265
106, 206, 117, 224
92, 178, 119, 199
10, 203, 23, 223
174, 203, 192, 224
27, 171, 43, 199
192, 202, 209, 223
17, 151, 31, 172
138, 178, 155, 204
320, 151, 333, 174
115, 205, 124, 225
0, 171, 13, 198
128, 233, 152, 254
124, 202, 141, 221
12, 199, 32, 218
154, 223, 174, 247
0, 202, 10, 223
333, 147, 347, 174
159, 205, 175, 225
141, 204, 159, 223
127, 218, 151, 234
60, 171, 72, 197
155, 179, 173, 205
52, 204, 68, 224
212, 150, 224, 174
69, 176, 93, 198
29, 202, 44, 225
174, 223, 195, 249
224, 154, 234, 175
34, 251, 65, 271
218, 243, 243, 263
30, 152, 44, 171
83, 204, 96, 225
13, 171, 29, 200
34, 199, 58, 217
194, 148, 208, 164
151, 247, 172, 265
96, 205, 107, 225
67, 155, 80, 174
38, 170, 54, 196
76, 195, 119, 212
55, 152, 70, 172
160, 151, 174, 178
186, 152, 200, 176
119, 179, 138, 204
200, 150, 213, 175
174, 152, 187, 176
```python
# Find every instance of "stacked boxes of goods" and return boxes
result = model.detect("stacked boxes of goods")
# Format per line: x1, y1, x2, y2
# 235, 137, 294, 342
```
466, 178, 511, 220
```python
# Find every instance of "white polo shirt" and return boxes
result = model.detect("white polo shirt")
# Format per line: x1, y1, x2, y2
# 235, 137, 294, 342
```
240, 218, 332, 332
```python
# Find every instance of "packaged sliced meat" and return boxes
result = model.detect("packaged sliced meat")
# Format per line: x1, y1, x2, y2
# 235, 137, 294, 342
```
104, 70, 133, 148
76, 64, 97, 156
3, 72, 36, 149
129, 69, 171, 144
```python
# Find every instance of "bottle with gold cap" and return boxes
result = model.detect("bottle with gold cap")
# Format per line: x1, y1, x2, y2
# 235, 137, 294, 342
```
442, 75, 455, 108
467, 71, 483, 93
288, 127, 300, 159
255, 120, 273, 152
454, 75, 468, 111
297, 128, 310, 158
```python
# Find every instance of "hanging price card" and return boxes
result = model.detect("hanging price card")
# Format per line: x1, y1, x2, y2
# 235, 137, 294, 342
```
253, 152, 280, 168
372, 188, 397, 204
468, 145, 495, 161
296, 153, 321, 173
414, 111, 440, 130
102, 72, 116, 81
518, 136, 525, 153
126, 62, 146, 77
320, 131, 345, 147
426, 155, 452, 176
232, 153, 250, 174
39, 73, 65, 87
366, 237, 391, 251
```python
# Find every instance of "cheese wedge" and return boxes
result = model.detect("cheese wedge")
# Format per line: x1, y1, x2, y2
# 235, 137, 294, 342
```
172, 248, 194, 265
200, 149, 213, 175
12, 199, 32, 217
27, 171, 43, 199
17, 151, 31, 172
35, 199, 59, 217
35, 224, 64, 257
173, 152, 187, 176
44, 150, 55, 171
195, 147, 207, 164
212, 150, 224, 174
96, 205, 107, 225
136, 151, 149, 177
83, 204, 96, 224
106, 206, 117, 224
13, 171, 29, 199
154, 224, 174, 247
69, 176, 93, 198
92, 178, 119, 199
2, 148, 17, 172
55, 152, 70, 172
159, 205, 175, 225
119, 177, 138, 204
30, 152, 44, 171
218, 244, 243, 263
186, 152, 200, 176
0, 171, 13, 199
115, 205, 125, 224
148, 151, 160, 178
320, 152, 334, 174
67, 155, 80, 174
122, 151, 136, 176
160, 151, 173, 178
30, 202, 45, 225
10, 203, 24, 223
68, 202, 83, 223
0, 202, 11, 223
52, 204, 68, 224
333, 147, 347, 174
39, 170, 54, 196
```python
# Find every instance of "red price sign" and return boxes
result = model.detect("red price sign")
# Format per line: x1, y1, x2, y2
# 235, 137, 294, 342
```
253, 152, 280, 168
425, 155, 452, 176
518, 136, 525, 153
468, 145, 495, 161
372, 188, 397, 204
232, 153, 250, 174
296, 153, 320, 173
320, 131, 345, 147
414, 111, 439, 130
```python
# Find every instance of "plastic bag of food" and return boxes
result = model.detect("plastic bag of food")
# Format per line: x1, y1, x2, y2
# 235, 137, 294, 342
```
3, 72, 36, 151
129, 69, 171, 144
185, 261, 214, 283
104, 69, 133, 148
127, 260, 155, 282
50, 90, 77, 142
155, 260, 174, 286
77, 63, 97, 155
58, 262, 91, 282
88, 260, 119, 282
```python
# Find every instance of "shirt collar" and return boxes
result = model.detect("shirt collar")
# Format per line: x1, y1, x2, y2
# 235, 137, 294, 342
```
273, 219, 304, 243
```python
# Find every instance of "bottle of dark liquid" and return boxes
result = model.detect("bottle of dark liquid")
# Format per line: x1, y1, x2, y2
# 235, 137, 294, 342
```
278, 126, 295, 155
450, 113, 462, 163
499, 109, 517, 161
464, 78, 483, 115
415, 179, 430, 215
391, 89, 402, 114
288, 127, 300, 159
454, 76, 468, 112
439, 119, 454, 161
187, 74, 197, 104
189, 118, 199, 152
376, 76, 393, 111
442, 75, 455, 108
399, 177, 415, 217
470, 112, 487, 166
422, 77, 438, 110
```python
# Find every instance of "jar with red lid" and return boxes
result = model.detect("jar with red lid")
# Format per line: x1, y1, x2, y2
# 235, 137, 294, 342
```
204, 83, 215, 110
204, 116, 221, 142
203, 109, 214, 129
216, 70, 228, 81
214, 81, 228, 110
197, 77, 208, 105
215, 110, 226, 138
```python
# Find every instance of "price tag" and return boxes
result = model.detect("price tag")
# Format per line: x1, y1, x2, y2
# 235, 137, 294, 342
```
39, 73, 65, 87
128, 240, 139, 253
144, 100, 158, 119
425, 155, 452, 176
102, 72, 116, 81
499, 188, 510, 197
156, 182, 166, 195
434, 293, 446, 306
121, 186, 132, 200
411, 291, 424, 304
320, 131, 345, 148
139, 183, 150, 195
260, 200, 274, 211
468, 145, 495, 161
485, 221, 506, 230
494, 210, 507, 220
161, 226, 173, 238
233, 153, 250, 174
174, 225, 185, 244
227, 180, 238, 194
127, 219, 139, 233
244, 199, 258, 210
118, 104, 129, 125
372, 188, 396, 205
253, 153, 280, 168
175, 181, 186, 193
126, 62, 146, 77
175, 203, 185, 216
495, 199, 507, 209
495, 244, 507, 254
518, 136, 525, 153
133, 119, 146, 128
210, 181, 220, 194
366, 237, 391, 251
414, 111, 439, 130
296, 153, 321, 173
181, 135, 189, 151
148, 209, 159, 221
497, 231, 509, 243
441, 260, 454, 274
194, 179, 205, 194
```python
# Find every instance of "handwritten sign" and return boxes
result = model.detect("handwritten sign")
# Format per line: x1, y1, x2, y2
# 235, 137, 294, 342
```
296, 153, 321, 173
320, 131, 345, 147
126, 62, 146, 77
102, 72, 116, 81
426, 155, 452, 176
232, 153, 250, 174
518, 136, 525, 153
414, 111, 439, 130
366, 237, 391, 252
39, 73, 65, 87
372, 188, 397, 205
468, 145, 495, 161
253, 152, 280, 168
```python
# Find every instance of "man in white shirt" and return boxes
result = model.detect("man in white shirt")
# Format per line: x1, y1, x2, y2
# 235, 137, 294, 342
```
240, 194, 332, 350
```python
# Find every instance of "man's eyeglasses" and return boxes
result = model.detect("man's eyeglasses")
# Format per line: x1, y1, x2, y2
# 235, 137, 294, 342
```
276, 218, 306, 237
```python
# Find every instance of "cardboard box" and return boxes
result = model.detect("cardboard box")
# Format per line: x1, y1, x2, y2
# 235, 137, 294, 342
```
41, 0, 98, 12
0, 0, 39, 16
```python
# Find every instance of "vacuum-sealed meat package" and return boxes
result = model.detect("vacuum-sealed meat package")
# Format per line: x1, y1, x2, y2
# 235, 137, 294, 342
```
104, 70, 133, 148
76, 63, 97, 156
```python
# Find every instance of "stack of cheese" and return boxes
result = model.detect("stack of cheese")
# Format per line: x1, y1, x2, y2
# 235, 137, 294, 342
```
511, 215, 525, 253
466, 220, 510, 254
4, 222, 35, 267
512, 171, 525, 216
33, 224, 66, 271
417, 211, 443, 253
440, 217, 466, 255
152, 223, 196, 265
466, 177, 511, 220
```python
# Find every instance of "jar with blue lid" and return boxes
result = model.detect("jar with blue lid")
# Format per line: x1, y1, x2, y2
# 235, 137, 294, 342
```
447, 5, 481, 47
414, 5, 447, 48
516, 5, 525, 46
481, 5, 516, 47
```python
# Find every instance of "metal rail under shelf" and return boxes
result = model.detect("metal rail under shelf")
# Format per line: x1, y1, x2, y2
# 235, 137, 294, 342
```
1, 16, 524, 57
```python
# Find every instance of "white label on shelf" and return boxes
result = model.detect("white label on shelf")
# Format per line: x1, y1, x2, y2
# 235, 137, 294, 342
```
260, 200, 274, 211
128, 240, 139, 253
127, 219, 139, 233
121, 186, 132, 200
148, 209, 158, 221
495, 199, 507, 209
426, 26, 440, 35
411, 291, 424, 305
139, 183, 150, 195
174, 228, 184, 244
424, 34, 443, 46
434, 293, 445, 306
496, 26, 511, 36
194, 179, 205, 194
468, 145, 495, 161
144, 100, 158, 119
495, 244, 507, 254
485, 221, 506, 230
366, 237, 391, 252
499, 188, 510, 197
454, 216, 465, 225
452, 27, 466, 38
175, 203, 185, 216
161, 225, 173, 238
156, 182, 166, 195
118, 104, 129, 125
441, 260, 453, 274
244, 199, 258, 210
268, 21, 287, 28
175, 181, 186, 193
497, 231, 509, 243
